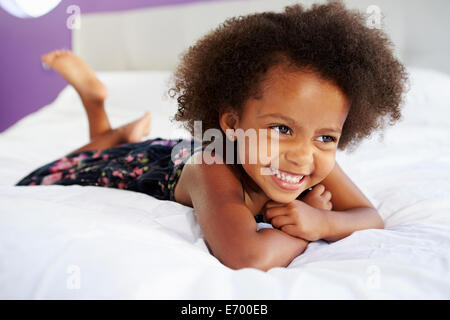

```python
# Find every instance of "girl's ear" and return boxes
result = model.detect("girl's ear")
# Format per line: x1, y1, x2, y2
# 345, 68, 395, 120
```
219, 111, 239, 141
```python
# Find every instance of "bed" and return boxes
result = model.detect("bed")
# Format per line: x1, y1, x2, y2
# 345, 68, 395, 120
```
1, 1, 450, 299
1, 66, 449, 299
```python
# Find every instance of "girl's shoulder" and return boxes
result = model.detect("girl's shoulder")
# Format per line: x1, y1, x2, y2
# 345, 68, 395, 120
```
174, 149, 242, 206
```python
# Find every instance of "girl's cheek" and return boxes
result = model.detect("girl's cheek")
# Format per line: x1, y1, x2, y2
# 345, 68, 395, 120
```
314, 158, 335, 182
255, 136, 279, 165
236, 135, 280, 166
238, 140, 256, 165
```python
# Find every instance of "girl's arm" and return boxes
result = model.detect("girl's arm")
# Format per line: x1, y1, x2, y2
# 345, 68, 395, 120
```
255, 228, 309, 271
322, 207, 383, 242
185, 154, 308, 272
319, 161, 384, 242
263, 161, 384, 243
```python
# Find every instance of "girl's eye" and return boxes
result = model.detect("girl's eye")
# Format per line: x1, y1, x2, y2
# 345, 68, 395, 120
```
317, 135, 337, 143
270, 125, 292, 135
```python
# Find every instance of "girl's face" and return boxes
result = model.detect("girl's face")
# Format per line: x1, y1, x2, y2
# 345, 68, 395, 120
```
221, 65, 350, 203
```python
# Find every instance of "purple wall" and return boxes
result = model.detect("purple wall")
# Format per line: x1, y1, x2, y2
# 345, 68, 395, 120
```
0, 0, 215, 132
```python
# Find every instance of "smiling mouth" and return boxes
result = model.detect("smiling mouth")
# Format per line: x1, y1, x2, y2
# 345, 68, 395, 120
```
269, 166, 305, 182
268, 166, 308, 190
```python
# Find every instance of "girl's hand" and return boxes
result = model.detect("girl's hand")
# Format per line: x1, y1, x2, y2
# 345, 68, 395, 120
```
262, 199, 329, 241
297, 184, 333, 211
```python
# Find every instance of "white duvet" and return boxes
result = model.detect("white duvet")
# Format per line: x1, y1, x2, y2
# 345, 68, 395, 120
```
1, 67, 449, 299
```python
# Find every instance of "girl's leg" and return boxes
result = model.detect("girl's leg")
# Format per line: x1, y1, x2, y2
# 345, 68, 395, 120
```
42, 49, 111, 140
42, 49, 152, 156
66, 129, 123, 156
66, 112, 152, 156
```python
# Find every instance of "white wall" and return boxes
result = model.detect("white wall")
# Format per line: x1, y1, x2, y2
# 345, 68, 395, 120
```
73, 0, 450, 74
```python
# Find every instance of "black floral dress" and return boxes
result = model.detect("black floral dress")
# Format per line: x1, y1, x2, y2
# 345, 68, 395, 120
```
16, 138, 202, 201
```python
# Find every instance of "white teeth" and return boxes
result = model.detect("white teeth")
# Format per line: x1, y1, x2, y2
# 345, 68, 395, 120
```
270, 167, 304, 184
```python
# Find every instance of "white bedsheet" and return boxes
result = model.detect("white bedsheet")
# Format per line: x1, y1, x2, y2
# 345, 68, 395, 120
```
1, 67, 449, 299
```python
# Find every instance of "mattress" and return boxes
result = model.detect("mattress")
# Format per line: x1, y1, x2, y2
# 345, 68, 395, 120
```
0, 67, 449, 299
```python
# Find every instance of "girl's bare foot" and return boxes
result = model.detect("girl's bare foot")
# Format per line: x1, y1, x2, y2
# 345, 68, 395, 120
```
118, 112, 152, 144
42, 49, 108, 104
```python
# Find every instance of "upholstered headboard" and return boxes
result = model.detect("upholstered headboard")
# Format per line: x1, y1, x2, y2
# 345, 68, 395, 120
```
72, 0, 450, 74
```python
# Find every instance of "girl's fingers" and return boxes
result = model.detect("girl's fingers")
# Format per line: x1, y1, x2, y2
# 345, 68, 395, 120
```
313, 184, 325, 194
270, 215, 293, 229
323, 190, 332, 200
263, 206, 288, 223
308, 184, 323, 196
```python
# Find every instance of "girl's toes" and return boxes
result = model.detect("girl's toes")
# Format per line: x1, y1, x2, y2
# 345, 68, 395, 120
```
41, 53, 55, 65
42, 50, 61, 64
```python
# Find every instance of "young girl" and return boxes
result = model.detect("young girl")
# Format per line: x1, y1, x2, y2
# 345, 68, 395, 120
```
16, 1, 408, 272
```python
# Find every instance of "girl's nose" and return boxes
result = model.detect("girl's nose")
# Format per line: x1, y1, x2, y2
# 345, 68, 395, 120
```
284, 141, 314, 168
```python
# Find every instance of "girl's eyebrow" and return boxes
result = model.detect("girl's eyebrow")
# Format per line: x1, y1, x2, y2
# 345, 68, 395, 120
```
257, 113, 342, 134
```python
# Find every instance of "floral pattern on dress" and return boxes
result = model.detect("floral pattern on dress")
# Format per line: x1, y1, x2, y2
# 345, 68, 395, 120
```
15, 138, 201, 202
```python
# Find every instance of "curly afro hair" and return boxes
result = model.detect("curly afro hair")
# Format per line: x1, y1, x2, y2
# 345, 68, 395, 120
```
168, 0, 409, 152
